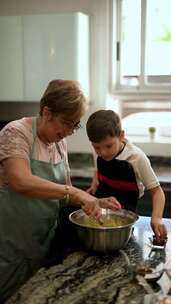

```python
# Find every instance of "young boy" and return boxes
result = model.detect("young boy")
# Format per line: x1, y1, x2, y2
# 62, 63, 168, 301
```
86, 109, 167, 241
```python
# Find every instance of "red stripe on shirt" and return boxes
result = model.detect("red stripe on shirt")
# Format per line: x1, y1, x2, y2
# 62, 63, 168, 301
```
98, 172, 138, 191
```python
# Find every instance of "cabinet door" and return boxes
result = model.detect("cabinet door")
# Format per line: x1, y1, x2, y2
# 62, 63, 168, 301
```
0, 13, 89, 101
23, 13, 81, 101
0, 16, 23, 100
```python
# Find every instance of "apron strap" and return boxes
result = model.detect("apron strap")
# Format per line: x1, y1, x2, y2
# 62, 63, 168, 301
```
30, 117, 38, 158
31, 117, 70, 185
31, 117, 63, 159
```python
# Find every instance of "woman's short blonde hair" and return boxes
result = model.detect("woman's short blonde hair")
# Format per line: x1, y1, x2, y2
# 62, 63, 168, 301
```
40, 79, 88, 121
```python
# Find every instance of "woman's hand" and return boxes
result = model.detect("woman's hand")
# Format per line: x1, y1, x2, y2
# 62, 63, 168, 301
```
151, 217, 167, 242
69, 186, 122, 220
98, 197, 122, 211
81, 197, 101, 219
79, 193, 122, 220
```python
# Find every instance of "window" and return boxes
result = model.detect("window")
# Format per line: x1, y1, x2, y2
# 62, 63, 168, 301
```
122, 111, 171, 138
113, 0, 171, 93
110, 0, 171, 149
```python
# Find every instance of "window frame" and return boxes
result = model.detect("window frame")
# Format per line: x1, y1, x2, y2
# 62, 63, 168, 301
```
110, 0, 171, 98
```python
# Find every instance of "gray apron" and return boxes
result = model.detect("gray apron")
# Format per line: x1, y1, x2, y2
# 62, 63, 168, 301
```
0, 118, 69, 302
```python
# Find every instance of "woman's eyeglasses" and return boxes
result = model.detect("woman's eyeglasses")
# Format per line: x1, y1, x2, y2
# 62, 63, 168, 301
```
60, 118, 82, 131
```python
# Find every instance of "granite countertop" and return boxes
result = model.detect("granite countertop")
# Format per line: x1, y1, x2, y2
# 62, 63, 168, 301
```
6, 217, 171, 304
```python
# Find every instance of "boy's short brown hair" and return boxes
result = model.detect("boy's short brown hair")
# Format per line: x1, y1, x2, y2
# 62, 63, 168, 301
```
40, 79, 88, 121
86, 110, 122, 142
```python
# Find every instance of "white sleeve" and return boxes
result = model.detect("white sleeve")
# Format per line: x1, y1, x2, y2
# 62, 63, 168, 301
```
136, 153, 159, 190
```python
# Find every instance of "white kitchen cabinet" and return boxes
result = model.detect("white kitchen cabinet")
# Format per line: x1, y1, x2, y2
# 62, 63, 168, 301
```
0, 13, 89, 101
0, 16, 23, 100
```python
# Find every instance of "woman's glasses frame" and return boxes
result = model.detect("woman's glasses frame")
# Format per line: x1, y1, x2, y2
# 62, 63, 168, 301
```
59, 117, 82, 131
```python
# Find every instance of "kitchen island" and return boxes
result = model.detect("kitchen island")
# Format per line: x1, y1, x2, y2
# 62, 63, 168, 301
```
6, 217, 171, 304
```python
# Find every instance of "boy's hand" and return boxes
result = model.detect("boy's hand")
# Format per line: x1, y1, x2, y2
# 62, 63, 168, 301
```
151, 217, 167, 242
86, 185, 97, 195
86, 172, 99, 195
86, 180, 99, 195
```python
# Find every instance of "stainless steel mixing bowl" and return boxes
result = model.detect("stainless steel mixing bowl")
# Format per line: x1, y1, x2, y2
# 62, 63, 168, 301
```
69, 208, 138, 252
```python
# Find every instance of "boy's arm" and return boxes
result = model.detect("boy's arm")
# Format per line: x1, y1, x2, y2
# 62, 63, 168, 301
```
87, 170, 99, 195
149, 186, 167, 241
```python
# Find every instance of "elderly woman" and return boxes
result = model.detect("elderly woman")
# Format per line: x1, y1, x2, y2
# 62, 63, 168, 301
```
0, 80, 120, 302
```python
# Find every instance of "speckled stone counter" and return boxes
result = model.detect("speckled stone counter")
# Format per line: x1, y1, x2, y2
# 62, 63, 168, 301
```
6, 217, 171, 304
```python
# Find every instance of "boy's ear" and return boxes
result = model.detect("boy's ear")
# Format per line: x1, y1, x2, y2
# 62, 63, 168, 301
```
119, 130, 125, 141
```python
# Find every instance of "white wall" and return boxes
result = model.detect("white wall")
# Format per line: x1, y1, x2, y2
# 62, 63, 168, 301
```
0, 0, 111, 152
